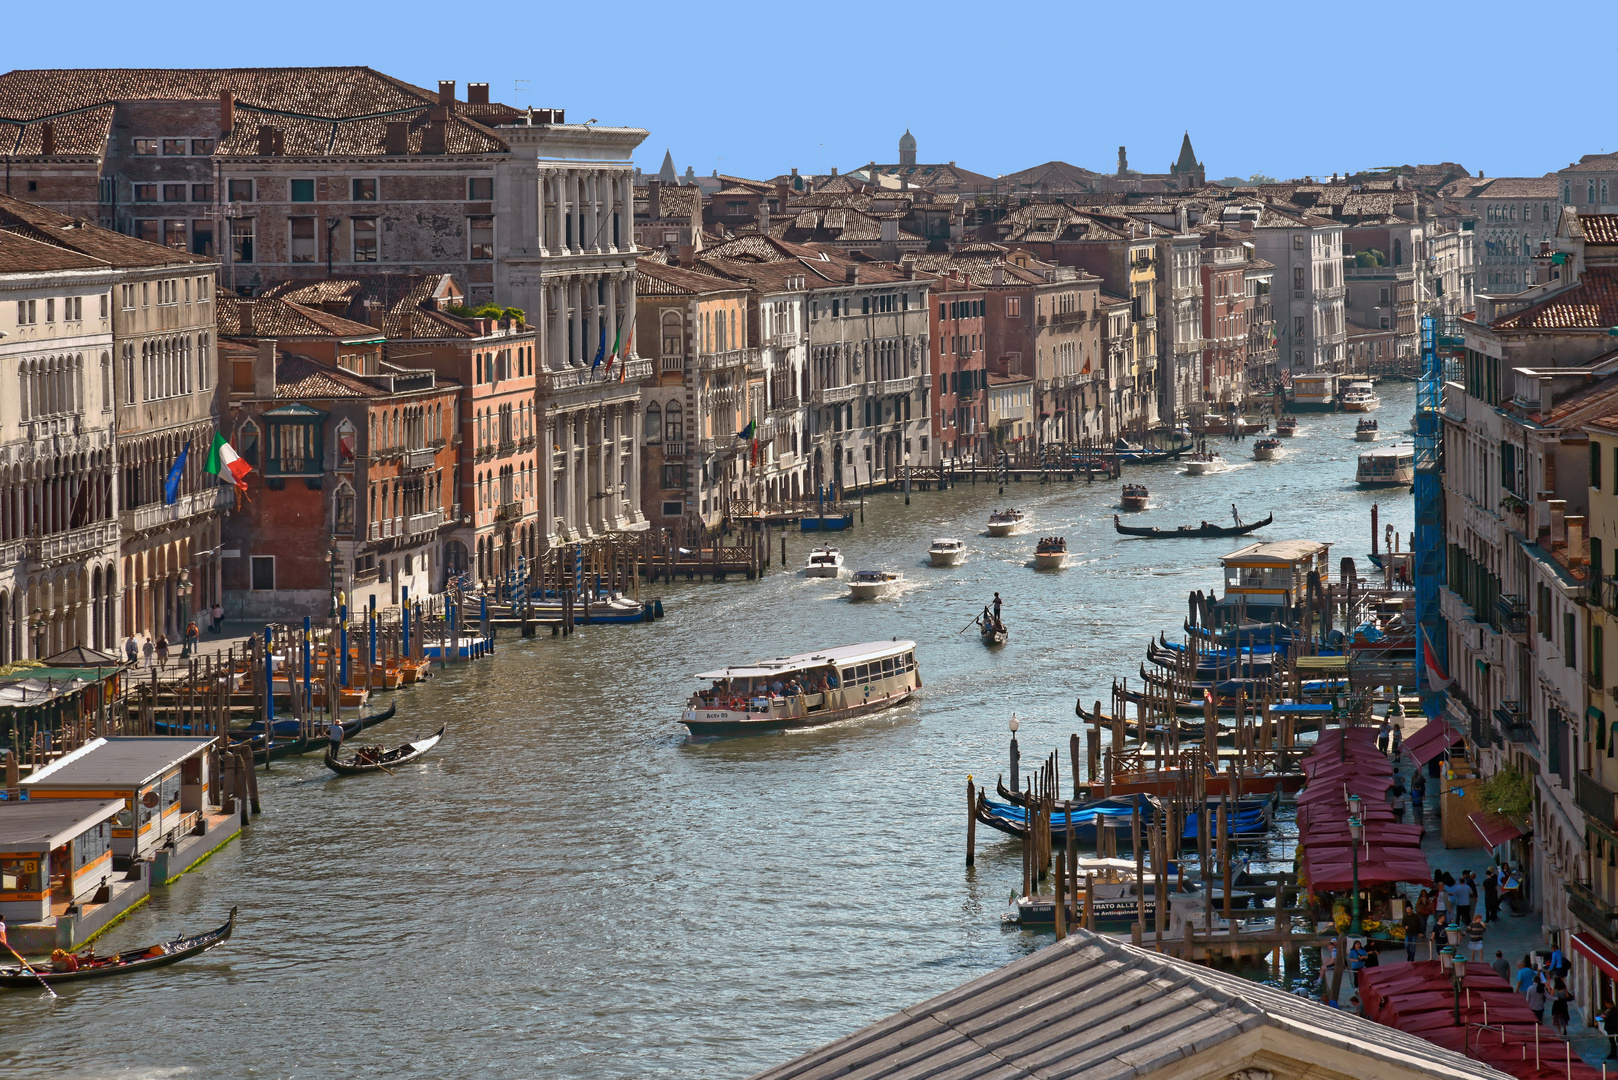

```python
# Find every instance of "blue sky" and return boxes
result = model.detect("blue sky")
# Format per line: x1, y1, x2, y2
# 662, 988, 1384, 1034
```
6, 1, 1616, 184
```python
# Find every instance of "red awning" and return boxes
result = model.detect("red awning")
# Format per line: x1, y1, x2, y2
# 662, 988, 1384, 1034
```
1572, 932, 1618, 980
1404, 720, 1463, 766
1469, 810, 1526, 849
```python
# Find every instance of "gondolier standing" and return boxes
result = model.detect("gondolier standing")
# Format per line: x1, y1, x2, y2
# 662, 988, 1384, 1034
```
327, 718, 345, 754
992, 592, 1002, 623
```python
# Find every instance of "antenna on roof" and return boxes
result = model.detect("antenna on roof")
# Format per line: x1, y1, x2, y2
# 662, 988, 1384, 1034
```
513, 79, 530, 100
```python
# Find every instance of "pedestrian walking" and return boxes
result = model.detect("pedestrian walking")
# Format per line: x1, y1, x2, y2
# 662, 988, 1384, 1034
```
1466, 914, 1486, 962
1602, 1000, 1618, 1059
142, 638, 155, 668
1434, 874, 1450, 927
1551, 978, 1572, 1036
184, 621, 199, 658
1411, 772, 1426, 821
124, 635, 139, 665
1483, 867, 1501, 922
1491, 950, 1511, 982
210, 602, 224, 635
1348, 939, 1368, 974
1416, 889, 1436, 933
1514, 956, 1537, 994
1377, 720, 1391, 755
1390, 782, 1407, 824
1402, 905, 1425, 962
1319, 938, 1338, 990
1527, 978, 1547, 1022
155, 633, 169, 667
1454, 874, 1475, 924
1391, 721, 1403, 757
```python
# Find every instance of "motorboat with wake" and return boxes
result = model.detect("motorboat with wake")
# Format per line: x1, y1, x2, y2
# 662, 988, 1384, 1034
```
1182, 452, 1231, 476
1251, 438, 1282, 461
803, 545, 844, 577
986, 509, 1026, 536
927, 538, 966, 567
1033, 536, 1068, 569
1120, 483, 1149, 511
847, 569, 902, 600
1354, 418, 1379, 442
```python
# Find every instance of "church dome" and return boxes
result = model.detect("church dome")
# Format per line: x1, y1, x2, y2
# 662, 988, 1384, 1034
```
898, 128, 917, 166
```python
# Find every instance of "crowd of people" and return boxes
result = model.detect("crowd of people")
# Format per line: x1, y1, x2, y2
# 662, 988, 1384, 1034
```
119, 604, 227, 669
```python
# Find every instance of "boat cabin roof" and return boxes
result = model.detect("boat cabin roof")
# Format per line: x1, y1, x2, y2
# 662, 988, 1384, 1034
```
930, 538, 963, 545
852, 569, 896, 579
1360, 443, 1415, 459
21, 736, 214, 790
0, 798, 122, 853
694, 640, 916, 680
1221, 539, 1330, 567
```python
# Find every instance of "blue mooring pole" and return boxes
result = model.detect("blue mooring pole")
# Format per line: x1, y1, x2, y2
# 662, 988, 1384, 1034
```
339, 604, 349, 688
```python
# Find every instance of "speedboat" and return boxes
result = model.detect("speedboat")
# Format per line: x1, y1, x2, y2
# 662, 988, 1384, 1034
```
1033, 536, 1068, 570
1356, 443, 1415, 487
847, 569, 902, 600
1182, 453, 1231, 476
1252, 438, 1282, 461
986, 509, 1026, 536
1354, 418, 1380, 442
1340, 381, 1380, 412
804, 545, 844, 577
928, 538, 966, 567
1275, 416, 1298, 437
681, 640, 921, 737
1121, 483, 1149, 511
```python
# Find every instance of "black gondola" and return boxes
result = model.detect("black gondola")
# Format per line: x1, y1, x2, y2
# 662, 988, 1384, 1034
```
1113, 513, 1273, 539
978, 615, 1007, 645
238, 703, 398, 764
324, 725, 445, 775
0, 907, 236, 989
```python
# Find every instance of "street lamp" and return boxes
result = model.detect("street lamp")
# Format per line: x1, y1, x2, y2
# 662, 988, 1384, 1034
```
1347, 813, 1363, 935
1009, 715, 1021, 790
27, 606, 44, 658
327, 545, 341, 618
1450, 949, 1468, 1025
176, 570, 194, 655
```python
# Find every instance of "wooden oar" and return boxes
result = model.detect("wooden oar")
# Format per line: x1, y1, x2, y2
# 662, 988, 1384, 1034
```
3, 941, 58, 998
959, 614, 984, 635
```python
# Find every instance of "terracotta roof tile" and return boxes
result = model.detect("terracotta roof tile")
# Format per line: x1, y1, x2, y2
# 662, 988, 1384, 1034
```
1580, 215, 1618, 245
0, 228, 109, 272
216, 293, 381, 338
272, 353, 382, 398
0, 193, 211, 267
1491, 268, 1618, 331
258, 273, 471, 338
636, 259, 747, 296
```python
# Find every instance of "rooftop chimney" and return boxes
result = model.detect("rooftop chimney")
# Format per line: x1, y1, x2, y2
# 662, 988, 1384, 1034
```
992, 265, 1004, 286
256, 126, 284, 156
385, 122, 409, 155
845, 264, 859, 283
438, 81, 456, 106
254, 338, 277, 398
39, 122, 55, 156
880, 218, 898, 243
467, 82, 489, 105
647, 178, 661, 220
238, 299, 255, 336
1567, 515, 1586, 562
421, 117, 446, 155
219, 91, 234, 136
759, 199, 771, 235
1548, 498, 1567, 547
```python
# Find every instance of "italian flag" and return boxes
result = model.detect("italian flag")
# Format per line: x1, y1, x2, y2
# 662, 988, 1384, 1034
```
205, 433, 252, 490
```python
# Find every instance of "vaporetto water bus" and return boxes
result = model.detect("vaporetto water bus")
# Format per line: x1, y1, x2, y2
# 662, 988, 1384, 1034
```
682, 641, 920, 737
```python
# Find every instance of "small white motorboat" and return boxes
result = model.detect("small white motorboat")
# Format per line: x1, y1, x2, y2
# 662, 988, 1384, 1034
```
1121, 484, 1149, 511
986, 509, 1026, 536
1033, 536, 1068, 570
803, 546, 844, 578
1275, 416, 1299, 437
928, 538, 967, 567
1354, 418, 1380, 442
847, 569, 903, 600
1340, 381, 1381, 412
1252, 438, 1282, 461
1182, 453, 1231, 476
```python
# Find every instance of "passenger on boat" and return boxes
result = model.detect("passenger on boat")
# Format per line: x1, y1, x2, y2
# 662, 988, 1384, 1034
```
49, 949, 79, 973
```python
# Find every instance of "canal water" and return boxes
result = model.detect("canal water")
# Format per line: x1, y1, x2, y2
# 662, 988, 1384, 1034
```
0, 387, 1414, 1079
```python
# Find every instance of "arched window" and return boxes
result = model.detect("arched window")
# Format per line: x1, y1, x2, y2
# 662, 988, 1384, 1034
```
237, 420, 259, 467
664, 401, 683, 442
644, 402, 661, 440
333, 483, 356, 535
661, 311, 683, 358
336, 419, 356, 468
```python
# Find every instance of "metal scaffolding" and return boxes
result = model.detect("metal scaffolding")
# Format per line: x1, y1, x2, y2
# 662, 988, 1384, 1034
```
1415, 316, 1450, 719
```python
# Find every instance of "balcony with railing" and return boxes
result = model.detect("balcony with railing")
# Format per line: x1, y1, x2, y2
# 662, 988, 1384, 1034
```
1493, 701, 1535, 744
1568, 880, 1618, 944
26, 521, 118, 567
660, 440, 686, 459
404, 446, 436, 471
1493, 594, 1528, 636
119, 486, 234, 534
496, 500, 524, 521
881, 376, 919, 396
813, 384, 860, 405
699, 348, 757, 372
406, 510, 444, 536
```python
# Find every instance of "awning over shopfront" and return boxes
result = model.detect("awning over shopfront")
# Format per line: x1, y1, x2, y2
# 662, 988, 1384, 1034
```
1468, 810, 1526, 850
1571, 932, 1618, 981
1403, 719, 1464, 766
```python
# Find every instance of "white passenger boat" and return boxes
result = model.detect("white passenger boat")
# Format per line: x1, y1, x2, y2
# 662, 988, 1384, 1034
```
928, 538, 967, 567
1251, 438, 1282, 462
1290, 373, 1338, 411
803, 545, 844, 577
847, 569, 903, 600
1340, 381, 1381, 412
1033, 536, 1068, 570
986, 509, 1026, 536
1356, 443, 1415, 487
681, 640, 921, 737
1354, 418, 1380, 442
1183, 452, 1231, 476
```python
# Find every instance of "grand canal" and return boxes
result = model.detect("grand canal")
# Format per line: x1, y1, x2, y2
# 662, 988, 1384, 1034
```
0, 387, 1414, 1079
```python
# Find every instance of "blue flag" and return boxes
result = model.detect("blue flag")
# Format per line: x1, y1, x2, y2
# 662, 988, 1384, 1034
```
164, 440, 191, 505
592, 324, 606, 371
